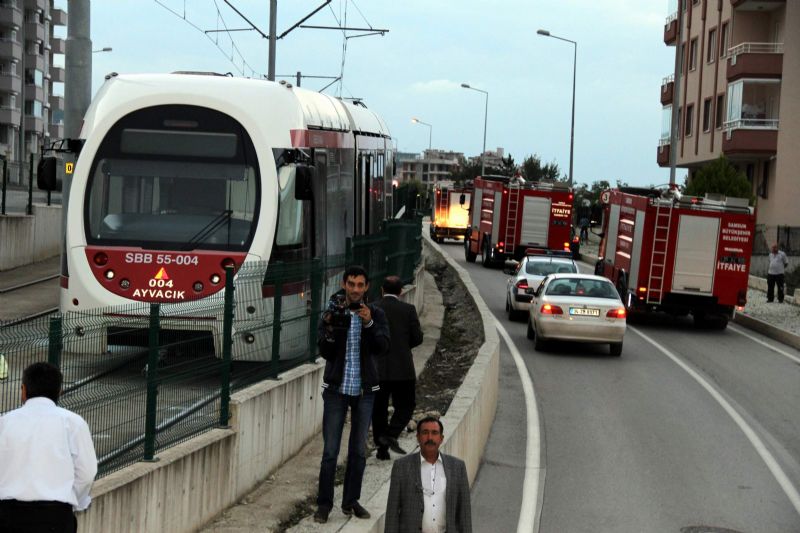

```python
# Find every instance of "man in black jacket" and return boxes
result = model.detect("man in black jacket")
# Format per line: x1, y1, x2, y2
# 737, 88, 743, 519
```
314, 265, 390, 524
373, 275, 423, 460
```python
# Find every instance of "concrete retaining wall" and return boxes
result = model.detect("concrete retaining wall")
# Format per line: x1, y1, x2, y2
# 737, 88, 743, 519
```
748, 274, 799, 304
0, 203, 61, 270
77, 259, 430, 533
342, 231, 501, 532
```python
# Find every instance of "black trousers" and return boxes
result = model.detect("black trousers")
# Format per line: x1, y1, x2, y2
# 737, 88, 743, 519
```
372, 379, 416, 446
767, 273, 785, 302
0, 500, 76, 533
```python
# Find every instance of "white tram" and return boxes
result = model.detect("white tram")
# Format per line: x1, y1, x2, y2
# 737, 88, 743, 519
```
54, 73, 394, 358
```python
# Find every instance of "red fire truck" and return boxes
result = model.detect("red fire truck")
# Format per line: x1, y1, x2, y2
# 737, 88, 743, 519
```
594, 187, 756, 328
430, 181, 472, 243
464, 175, 573, 266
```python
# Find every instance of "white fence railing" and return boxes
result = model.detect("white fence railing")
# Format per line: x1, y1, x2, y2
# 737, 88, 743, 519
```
728, 42, 784, 64
658, 137, 671, 147
723, 119, 779, 139
665, 12, 677, 25
662, 73, 674, 87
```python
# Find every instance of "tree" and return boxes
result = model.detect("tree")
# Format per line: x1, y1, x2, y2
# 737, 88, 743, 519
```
521, 154, 562, 182
493, 154, 517, 177
449, 158, 482, 184
684, 155, 754, 202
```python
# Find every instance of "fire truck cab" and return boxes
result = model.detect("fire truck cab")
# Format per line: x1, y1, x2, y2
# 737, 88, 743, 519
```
430, 181, 472, 243
595, 187, 755, 328
464, 175, 573, 267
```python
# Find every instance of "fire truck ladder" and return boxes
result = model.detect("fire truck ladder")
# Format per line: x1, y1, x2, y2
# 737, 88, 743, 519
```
505, 185, 521, 253
646, 200, 674, 305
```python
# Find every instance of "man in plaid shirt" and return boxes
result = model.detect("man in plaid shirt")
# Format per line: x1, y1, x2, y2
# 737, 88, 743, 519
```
314, 265, 390, 523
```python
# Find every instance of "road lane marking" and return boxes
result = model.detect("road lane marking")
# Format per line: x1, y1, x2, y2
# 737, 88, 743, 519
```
728, 324, 800, 365
494, 319, 542, 533
630, 326, 800, 516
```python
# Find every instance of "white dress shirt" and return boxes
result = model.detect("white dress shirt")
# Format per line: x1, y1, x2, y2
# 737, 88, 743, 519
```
0, 397, 98, 511
420, 453, 447, 533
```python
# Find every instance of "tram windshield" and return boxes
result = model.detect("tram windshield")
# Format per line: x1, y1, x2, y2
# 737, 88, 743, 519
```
85, 105, 259, 251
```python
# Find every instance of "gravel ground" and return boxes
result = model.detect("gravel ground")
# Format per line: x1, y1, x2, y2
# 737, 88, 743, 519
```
579, 234, 800, 336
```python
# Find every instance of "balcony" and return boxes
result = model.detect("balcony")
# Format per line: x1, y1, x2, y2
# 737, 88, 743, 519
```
731, 0, 785, 8
51, 8, 66, 26
49, 94, 62, 110
50, 37, 64, 54
0, 106, 20, 125
0, 73, 21, 93
25, 52, 44, 71
24, 114, 42, 131
24, 84, 43, 101
0, 6, 23, 27
0, 39, 21, 59
50, 65, 63, 83
661, 74, 674, 105
664, 13, 678, 45
722, 119, 778, 156
657, 139, 671, 167
24, 21, 44, 42
727, 43, 783, 81
23, 0, 45, 10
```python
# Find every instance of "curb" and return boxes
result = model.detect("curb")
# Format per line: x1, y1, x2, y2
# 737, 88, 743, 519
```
732, 312, 800, 351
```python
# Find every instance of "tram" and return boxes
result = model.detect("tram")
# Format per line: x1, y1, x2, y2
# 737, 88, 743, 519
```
42, 72, 394, 359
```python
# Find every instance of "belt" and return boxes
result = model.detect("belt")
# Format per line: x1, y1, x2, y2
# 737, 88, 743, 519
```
0, 499, 72, 511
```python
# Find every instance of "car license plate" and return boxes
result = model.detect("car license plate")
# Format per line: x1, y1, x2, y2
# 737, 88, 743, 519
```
570, 308, 599, 316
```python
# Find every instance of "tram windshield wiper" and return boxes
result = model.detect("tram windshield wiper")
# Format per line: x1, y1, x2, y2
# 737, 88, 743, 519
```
184, 209, 233, 250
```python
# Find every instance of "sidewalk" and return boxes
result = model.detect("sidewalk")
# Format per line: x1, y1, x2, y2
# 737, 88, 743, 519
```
200, 269, 445, 532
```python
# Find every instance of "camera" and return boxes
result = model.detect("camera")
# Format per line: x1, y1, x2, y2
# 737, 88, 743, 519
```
325, 296, 362, 330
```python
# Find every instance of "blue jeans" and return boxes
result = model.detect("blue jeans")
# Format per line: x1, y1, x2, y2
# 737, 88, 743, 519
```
317, 388, 375, 509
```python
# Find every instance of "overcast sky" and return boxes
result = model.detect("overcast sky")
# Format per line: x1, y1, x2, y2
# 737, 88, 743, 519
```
77, 0, 677, 187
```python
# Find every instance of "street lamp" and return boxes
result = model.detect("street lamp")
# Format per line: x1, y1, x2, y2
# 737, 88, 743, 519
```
460, 83, 488, 176
537, 29, 576, 187
411, 117, 432, 150
92, 47, 112, 53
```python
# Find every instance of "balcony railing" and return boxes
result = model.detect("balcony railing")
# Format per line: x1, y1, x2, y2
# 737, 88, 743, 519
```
728, 42, 783, 63
665, 12, 678, 24
658, 137, 671, 147
662, 73, 674, 85
723, 118, 778, 132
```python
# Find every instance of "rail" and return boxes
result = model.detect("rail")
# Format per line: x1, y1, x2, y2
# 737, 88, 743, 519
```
723, 118, 779, 137
665, 12, 677, 25
661, 73, 674, 86
728, 42, 783, 64
0, 215, 423, 477
658, 137, 671, 147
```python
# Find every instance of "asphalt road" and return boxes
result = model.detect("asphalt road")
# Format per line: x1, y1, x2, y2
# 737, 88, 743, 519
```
439, 241, 800, 533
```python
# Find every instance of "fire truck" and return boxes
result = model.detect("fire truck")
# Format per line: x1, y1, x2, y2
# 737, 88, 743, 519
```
594, 187, 756, 328
464, 175, 573, 266
430, 181, 472, 243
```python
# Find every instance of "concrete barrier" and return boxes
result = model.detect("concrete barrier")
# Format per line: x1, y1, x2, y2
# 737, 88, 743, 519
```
0, 203, 61, 270
733, 312, 800, 351
78, 258, 430, 533
341, 231, 501, 532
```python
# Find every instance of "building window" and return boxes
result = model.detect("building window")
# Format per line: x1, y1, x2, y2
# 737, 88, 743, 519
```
707, 29, 717, 63
759, 161, 769, 199
24, 69, 43, 87
24, 99, 42, 117
716, 94, 724, 129
689, 38, 698, 71
685, 104, 694, 137
720, 22, 729, 58
703, 98, 712, 132
679, 43, 686, 74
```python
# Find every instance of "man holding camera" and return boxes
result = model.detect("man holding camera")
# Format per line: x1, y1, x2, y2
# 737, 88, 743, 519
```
314, 265, 390, 524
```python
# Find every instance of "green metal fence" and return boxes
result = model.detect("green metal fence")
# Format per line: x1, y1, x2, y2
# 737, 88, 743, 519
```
0, 216, 422, 477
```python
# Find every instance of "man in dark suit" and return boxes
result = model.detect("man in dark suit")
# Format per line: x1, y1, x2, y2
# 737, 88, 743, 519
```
373, 275, 423, 460
385, 417, 472, 533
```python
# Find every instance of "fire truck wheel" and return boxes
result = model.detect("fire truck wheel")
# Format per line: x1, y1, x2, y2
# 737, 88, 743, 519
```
465, 243, 477, 262
609, 342, 623, 357
481, 241, 492, 267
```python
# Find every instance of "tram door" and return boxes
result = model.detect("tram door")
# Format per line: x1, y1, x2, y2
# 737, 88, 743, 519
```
357, 151, 372, 235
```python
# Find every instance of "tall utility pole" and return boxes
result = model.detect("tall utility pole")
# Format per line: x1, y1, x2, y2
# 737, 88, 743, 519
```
64, 0, 92, 139
668, 5, 684, 186
267, 0, 277, 80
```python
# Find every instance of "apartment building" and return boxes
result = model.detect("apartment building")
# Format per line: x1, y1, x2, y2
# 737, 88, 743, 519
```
658, 0, 798, 226
0, 0, 65, 183
396, 149, 464, 184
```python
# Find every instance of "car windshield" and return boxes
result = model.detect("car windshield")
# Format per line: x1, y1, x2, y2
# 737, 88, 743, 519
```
545, 278, 618, 298
525, 261, 576, 276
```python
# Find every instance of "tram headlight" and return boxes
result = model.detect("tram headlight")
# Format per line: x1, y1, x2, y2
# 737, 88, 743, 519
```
210, 274, 221, 285
93, 252, 109, 266
104, 269, 115, 280
193, 281, 204, 292
120, 279, 130, 289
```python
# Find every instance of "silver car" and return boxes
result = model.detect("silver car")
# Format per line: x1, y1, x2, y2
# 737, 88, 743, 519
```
505, 254, 578, 320
526, 273, 627, 356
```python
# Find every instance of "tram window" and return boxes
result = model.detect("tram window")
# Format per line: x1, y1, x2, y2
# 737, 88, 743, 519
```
121, 129, 238, 158
276, 165, 304, 246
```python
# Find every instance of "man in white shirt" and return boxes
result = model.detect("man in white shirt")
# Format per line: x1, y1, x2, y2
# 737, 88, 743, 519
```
767, 243, 790, 303
0, 362, 98, 533
385, 416, 472, 533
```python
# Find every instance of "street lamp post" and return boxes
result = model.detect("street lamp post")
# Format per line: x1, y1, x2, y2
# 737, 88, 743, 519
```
537, 29, 576, 187
411, 117, 432, 150
460, 83, 488, 176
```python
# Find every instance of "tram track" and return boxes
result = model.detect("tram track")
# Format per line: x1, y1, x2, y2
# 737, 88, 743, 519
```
0, 273, 60, 295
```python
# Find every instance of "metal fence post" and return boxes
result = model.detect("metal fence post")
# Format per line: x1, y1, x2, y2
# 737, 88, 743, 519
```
270, 264, 283, 378
143, 303, 160, 462
308, 258, 322, 363
219, 265, 234, 427
47, 315, 63, 368
1, 156, 6, 215
26, 153, 33, 215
